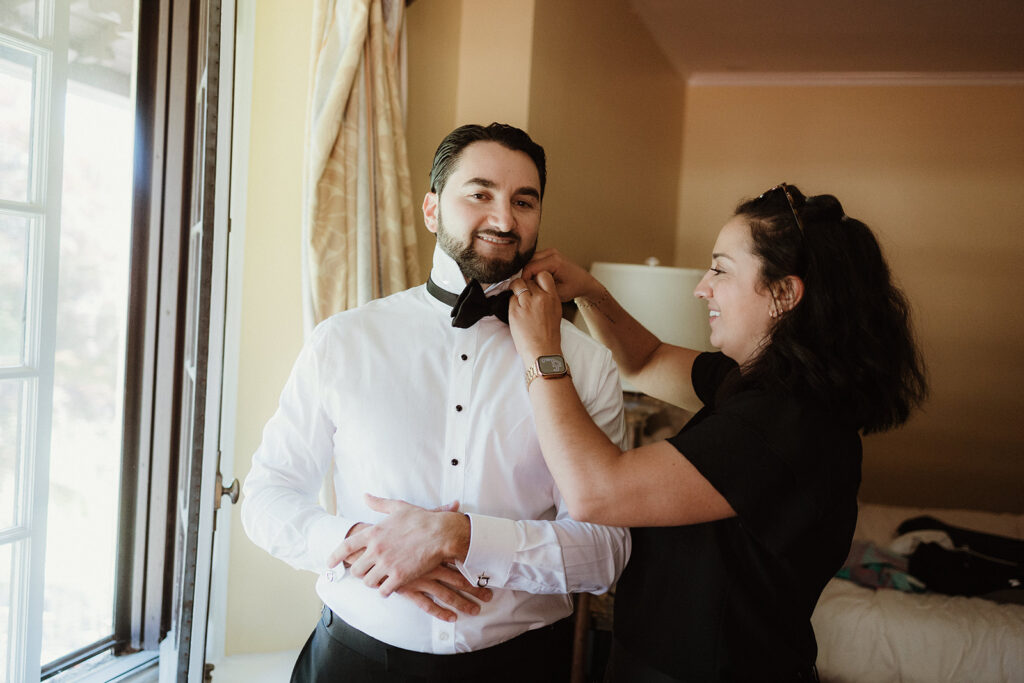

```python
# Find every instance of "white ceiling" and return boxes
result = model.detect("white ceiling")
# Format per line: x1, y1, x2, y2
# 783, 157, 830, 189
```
629, 0, 1024, 77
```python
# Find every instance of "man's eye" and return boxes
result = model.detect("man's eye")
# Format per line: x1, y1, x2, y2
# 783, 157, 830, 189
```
515, 200, 536, 208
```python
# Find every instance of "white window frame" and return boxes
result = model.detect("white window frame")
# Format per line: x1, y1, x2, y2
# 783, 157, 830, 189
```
2, 1, 73, 679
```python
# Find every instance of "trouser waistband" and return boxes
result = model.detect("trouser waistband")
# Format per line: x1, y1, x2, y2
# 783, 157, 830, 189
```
319, 606, 572, 678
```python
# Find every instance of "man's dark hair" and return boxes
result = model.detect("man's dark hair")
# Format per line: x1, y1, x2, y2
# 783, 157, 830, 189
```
429, 123, 547, 198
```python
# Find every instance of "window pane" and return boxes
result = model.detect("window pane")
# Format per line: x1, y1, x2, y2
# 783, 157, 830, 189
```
40, 0, 136, 662
0, 1, 40, 38
1, 541, 13, 683
0, 379, 26, 533
0, 213, 31, 368
0, 43, 37, 204
68, 1, 134, 97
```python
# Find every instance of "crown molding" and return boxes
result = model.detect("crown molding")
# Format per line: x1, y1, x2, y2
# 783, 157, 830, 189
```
687, 72, 1024, 87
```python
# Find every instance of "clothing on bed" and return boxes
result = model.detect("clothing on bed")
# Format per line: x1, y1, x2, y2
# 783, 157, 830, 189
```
907, 541, 1024, 599
613, 352, 862, 681
835, 540, 925, 592
813, 504, 1024, 683
898, 514, 1024, 565
834, 514, 1024, 603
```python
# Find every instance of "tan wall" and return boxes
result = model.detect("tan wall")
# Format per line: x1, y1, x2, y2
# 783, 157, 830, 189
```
677, 83, 1024, 513
527, 0, 684, 269
225, 0, 320, 655
454, 0, 534, 127
407, 0, 537, 273
407, 0, 463, 272
406, 0, 683, 274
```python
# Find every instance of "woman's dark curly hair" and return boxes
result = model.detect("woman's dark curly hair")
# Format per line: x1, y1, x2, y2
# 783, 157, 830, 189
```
736, 184, 928, 434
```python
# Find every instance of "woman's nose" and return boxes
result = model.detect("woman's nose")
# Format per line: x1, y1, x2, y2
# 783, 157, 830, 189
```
694, 272, 712, 299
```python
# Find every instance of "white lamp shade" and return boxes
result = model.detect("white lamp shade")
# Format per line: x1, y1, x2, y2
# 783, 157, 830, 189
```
575, 261, 714, 389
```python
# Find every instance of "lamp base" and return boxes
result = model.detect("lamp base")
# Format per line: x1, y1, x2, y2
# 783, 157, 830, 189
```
623, 391, 693, 447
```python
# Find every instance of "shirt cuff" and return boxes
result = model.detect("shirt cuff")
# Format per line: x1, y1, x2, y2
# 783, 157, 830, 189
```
308, 514, 359, 575
459, 513, 515, 588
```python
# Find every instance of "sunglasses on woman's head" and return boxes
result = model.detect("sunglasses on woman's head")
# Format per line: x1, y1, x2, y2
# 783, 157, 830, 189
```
759, 183, 805, 234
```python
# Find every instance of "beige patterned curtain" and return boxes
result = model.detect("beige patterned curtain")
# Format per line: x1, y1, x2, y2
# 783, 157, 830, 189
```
302, 0, 420, 330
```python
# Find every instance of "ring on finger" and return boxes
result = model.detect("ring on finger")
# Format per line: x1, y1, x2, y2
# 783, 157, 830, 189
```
513, 288, 529, 296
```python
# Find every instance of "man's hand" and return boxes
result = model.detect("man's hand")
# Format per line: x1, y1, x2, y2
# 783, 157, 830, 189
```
336, 522, 369, 569
335, 499, 460, 568
395, 565, 492, 622
328, 494, 472, 596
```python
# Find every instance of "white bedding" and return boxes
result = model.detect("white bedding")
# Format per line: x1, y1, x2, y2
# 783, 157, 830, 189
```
812, 503, 1024, 683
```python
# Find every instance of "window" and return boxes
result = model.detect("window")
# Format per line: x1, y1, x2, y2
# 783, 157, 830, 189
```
1, 0, 235, 680
1, 0, 138, 677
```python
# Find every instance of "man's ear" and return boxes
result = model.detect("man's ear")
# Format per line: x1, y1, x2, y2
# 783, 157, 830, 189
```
422, 192, 439, 234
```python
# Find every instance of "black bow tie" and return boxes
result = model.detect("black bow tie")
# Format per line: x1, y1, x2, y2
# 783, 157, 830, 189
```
427, 277, 513, 328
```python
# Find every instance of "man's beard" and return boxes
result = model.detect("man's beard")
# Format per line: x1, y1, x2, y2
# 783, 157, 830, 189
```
436, 212, 536, 284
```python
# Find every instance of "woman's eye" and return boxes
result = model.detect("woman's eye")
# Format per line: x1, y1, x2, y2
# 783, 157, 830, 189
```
709, 267, 724, 275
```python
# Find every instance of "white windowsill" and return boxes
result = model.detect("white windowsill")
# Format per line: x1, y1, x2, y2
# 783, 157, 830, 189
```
50, 651, 158, 683
50, 649, 299, 683
208, 650, 299, 682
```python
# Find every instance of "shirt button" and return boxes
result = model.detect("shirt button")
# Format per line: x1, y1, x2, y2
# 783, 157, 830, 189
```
461, 354, 468, 361
451, 459, 459, 466
455, 405, 463, 412
439, 632, 450, 641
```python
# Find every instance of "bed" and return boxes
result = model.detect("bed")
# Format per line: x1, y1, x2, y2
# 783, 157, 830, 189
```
811, 502, 1024, 682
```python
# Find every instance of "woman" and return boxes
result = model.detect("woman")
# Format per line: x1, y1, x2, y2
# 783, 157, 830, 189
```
507, 184, 928, 682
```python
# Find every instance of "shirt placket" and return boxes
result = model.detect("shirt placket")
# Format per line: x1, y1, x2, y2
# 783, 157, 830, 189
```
433, 326, 475, 652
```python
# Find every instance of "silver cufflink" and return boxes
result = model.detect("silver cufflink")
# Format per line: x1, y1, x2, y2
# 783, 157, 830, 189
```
476, 574, 489, 587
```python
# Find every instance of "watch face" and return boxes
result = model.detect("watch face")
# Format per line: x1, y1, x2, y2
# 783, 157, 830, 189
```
538, 355, 566, 374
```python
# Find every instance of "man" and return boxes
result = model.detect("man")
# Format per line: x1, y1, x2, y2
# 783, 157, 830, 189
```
242, 123, 629, 682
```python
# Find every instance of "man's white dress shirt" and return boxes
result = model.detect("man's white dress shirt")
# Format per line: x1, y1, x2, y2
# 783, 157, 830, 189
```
242, 246, 630, 654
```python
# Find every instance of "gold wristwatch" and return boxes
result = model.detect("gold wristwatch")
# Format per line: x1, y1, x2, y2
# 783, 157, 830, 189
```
525, 354, 570, 389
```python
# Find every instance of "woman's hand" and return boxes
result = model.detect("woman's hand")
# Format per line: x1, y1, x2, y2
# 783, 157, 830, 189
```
521, 249, 601, 302
508, 271, 565, 365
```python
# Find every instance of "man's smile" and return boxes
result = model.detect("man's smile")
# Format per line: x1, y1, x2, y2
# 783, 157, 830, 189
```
475, 232, 518, 246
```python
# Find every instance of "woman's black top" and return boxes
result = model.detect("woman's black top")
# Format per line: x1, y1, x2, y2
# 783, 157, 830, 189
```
613, 352, 862, 681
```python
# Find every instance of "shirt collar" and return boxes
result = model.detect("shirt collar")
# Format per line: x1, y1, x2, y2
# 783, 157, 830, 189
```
429, 243, 521, 296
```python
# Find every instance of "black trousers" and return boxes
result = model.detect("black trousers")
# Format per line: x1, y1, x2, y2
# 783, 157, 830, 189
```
291, 606, 572, 683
